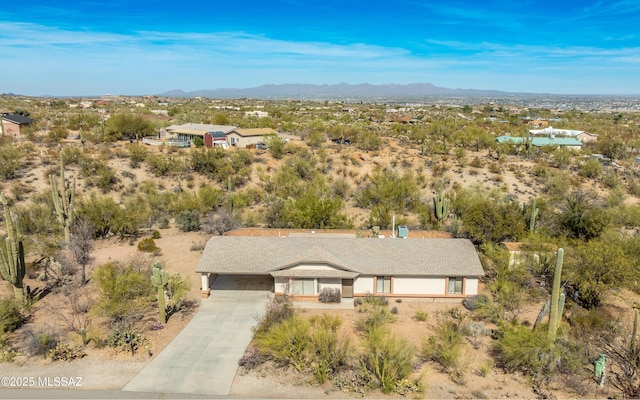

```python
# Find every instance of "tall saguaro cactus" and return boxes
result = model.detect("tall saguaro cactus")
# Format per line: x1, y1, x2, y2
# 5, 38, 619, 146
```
433, 181, 450, 226
0, 193, 26, 304
151, 262, 169, 324
527, 198, 539, 233
548, 248, 564, 341
50, 153, 75, 243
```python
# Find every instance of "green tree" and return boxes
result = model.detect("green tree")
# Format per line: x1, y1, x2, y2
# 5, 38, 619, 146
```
566, 236, 634, 308
104, 113, 154, 142
92, 261, 154, 320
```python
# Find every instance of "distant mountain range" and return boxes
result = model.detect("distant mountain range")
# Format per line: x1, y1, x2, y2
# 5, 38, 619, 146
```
157, 83, 514, 99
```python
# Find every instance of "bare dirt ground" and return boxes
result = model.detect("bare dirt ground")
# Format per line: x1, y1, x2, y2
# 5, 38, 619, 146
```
0, 226, 206, 391
1, 137, 638, 398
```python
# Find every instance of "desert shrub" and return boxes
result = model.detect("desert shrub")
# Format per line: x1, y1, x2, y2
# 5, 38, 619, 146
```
150, 230, 161, 239
318, 288, 341, 303
146, 153, 179, 177
92, 261, 154, 320
0, 300, 23, 333
308, 314, 350, 384
0, 143, 22, 179
175, 210, 201, 232
23, 328, 60, 358
580, 158, 603, 179
253, 299, 294, 335
362, 329, 415, 393
423, 309, 469, 373
158, 216, 170, 229
332, 368, 374, 396
127, 143, 148, 168
462, 294, 490, 311
238, 348, 269, 370
0, 337, 19, 362
394, 378, 424, 396
414, 310, 428, 322
106, 324, 148, 356
48, 342, 86, 362
494, 322, 554, 376
356, 298, 396, 335
204, 209, 240, 235
255, 314, 310, 371
137, 237, 159, 253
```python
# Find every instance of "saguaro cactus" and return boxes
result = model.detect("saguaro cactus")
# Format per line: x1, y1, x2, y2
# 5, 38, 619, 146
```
433, 181, 450, 225
151, 262, 169, 323
50, 153, 75, 243
548, 248, 564, 341
227, 176, 233, 212
0, 193, 26, 304
526, 198, 539, 233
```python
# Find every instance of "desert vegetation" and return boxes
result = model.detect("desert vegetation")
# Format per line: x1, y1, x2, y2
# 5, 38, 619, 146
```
1, 94, 639, 397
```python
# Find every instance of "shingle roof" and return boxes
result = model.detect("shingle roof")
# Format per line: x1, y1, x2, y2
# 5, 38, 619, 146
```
2, 114, 34, 125
196, 237, 485, 277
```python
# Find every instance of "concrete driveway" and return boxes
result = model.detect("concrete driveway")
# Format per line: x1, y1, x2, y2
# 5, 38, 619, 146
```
123, 275, 273, 396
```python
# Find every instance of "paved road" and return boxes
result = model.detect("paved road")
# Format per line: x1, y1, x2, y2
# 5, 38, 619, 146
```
123, 275, 273, 396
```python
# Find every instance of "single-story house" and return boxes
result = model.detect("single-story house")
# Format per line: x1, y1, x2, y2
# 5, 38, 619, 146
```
227, 128, 280, 148
161, 123, 237, 144
496, 135, 583, 150
196, 236, 485, 300
529, 126, 598, 143
1, 113, 34, 136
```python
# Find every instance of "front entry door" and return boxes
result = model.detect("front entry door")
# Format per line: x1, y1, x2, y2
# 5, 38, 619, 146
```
342, 279, 354, 298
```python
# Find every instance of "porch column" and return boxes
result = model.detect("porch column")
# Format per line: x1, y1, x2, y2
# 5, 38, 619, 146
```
201, 272, 210, 298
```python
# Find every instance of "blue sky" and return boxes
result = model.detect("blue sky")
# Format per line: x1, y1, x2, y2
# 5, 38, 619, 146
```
1, 0, 639, 96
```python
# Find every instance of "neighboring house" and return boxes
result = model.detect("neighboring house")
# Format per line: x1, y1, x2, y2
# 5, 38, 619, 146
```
161, 123, 236, 145
496, 135, 583, 150
1, 113, 34, 136
500, 242, 525, 268
530, 126, 598, 143
226, 128, 280, 148
244, 110, 269, 118
196, 236, 485, 300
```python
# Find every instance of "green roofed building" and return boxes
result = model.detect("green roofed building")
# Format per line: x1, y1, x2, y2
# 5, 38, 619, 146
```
496, 135, 582, 149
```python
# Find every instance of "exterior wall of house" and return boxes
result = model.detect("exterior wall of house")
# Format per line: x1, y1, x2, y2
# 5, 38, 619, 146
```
2, 120, 20, 135
274, 276, 288, 294
465, 278, 479, 296
273, 277, 341, 295
318, 278, 341, 292
354, 276, 374, 294
393, 276, 446, 295
227, 133, 265, 148
275, 274, 480, 297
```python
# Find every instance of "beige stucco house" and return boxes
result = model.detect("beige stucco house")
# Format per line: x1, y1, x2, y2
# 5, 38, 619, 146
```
226, 128, 280, 148
196, 236, 485, 300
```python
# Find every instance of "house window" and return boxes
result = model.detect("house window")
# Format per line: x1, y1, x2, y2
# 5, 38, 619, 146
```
448, 277, 464, 295
376, 276, 391, 294
292, 278, 315, 295
230, 137, 236, 145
